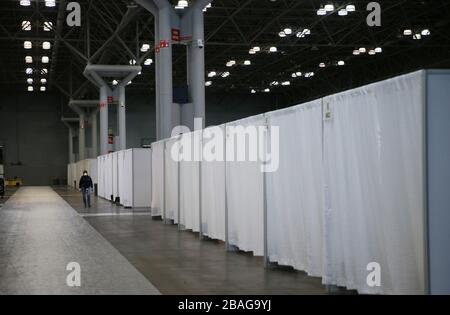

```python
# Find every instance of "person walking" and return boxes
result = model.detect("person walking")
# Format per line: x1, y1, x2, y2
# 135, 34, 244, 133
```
79, 170, 93, 208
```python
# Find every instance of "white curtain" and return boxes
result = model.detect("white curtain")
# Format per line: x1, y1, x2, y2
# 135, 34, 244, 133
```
164, 138, 179, 221
226, 115, 265, 256
179, 131, 201, 232
112, 152, 119, 199
266, 100, 325, 277
97, 158, 103, 197
151, 141, 165, 216
201, 125, 226, 241
105, 154, 113, 200
120, 150, 133, 207
322, 71, 425, 294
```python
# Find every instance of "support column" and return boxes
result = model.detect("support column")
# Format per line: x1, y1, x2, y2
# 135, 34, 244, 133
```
79, 113, 86, 160
189, 7, 206, 129
91, 111, 98, 157
117, 85, 126, 151
68, 127, 75, 163
155, 15, 161, 141
99, 86, 109, 155
158, 5, 174, 139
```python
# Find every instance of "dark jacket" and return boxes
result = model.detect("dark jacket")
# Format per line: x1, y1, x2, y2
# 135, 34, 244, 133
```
79, 175, 93, 190
0, 178, 4, 195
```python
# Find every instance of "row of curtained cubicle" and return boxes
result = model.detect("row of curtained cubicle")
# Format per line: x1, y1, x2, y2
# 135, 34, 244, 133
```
71, 70, 450, 295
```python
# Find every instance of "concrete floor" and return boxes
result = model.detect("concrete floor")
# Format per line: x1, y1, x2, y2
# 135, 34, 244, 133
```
0, 186, 328, 295
55, 186, 328, 295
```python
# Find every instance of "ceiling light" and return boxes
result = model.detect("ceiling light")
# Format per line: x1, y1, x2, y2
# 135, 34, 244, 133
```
27, 78, 33, 84
279, 31, 286, 38
338, 9, 348, 16
317, 8, 327, 16
24, 41, 32, 49
374, 47, 382, 53
26, 68, 33, 75
205, 81, 212, 86
226, 60, 236, 67
305, 72, 315, 78
296, 72, 302, 77
324, 4, 334, 12
281, 81, 291, 86
45, 0, 56, 7
25, 56, 33, 63
319, 62, 326, 68
41, 78, 47, 84
421, 29, 431, 36
208, 71, 217, 78
244, 60, 251, 65
20, 0, 31, 6
270, 81, 279, 86
368, 50, 376, 55
264, 88, 270, 93
41, 68, 48, 74
284, 28, 292, 35
40, 86, 46, 92
251, 89, 256, 94
42, 56, 49, 63
141, 43, 150, 52
28, 86, 33, 92
359, 47, 366, 53
249, 49, 256, 54
221, 71, 230, 78
42, 41, 51, 50
403, 29, 412, 36
269, 46, 277, 53
177, 0, 189, 8
253, 46, 261, 52
346, 4, 356, 12
291, 73, 297, 78
112, 80, 118, 86
127, 81, 132, 85
129, 59, 136, 65
144, 58, 153, 66
43, 22, 53, 31
413, 33, 422, 40
353, 49, 360, 55
337, 60, 345, 66
22, 21, 31, 31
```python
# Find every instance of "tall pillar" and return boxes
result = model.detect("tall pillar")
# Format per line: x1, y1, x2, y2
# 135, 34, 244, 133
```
155, 15, 161, 141
68, 127, 74, 163
99, 86, 109, 155
189, 7, 206, 129
78, 113, 86, 160
158, 5, 173, 139
117, 85, 126, 151
91, 111, 98, 157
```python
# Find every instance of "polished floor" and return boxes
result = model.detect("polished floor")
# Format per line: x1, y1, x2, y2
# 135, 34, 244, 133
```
1, 186, 328, 295
0, 187, 160, 295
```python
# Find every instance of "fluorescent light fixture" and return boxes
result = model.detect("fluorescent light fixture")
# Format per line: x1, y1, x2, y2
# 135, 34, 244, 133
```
346, 4, 356, 12
221, 71, 230, 78
26, 68, 33, 75
45, 0, 56, 7
338, 9, 348, 16
269, 46, 277, 53
40, 86, 46, 91
226, 60, 236, 67
317, 8, 327, 16
205, 81, 212, 86
253, 46, 261, 52
127, 81, 132, 85
244, 60, 251, 65
337, 60, 345, 66
421, 29, 431, 36
368, 49, 376, 55
112, 80, 118, 86
305, 72, 315, 78
319, 62, 326, 68
403, 29, 412, 36
42, 56, 49, 63
28, 86, 33, 92
41, 78, 47, 84
42, 41, 51, 50
251, 89, 256, 94
41, 68, 48, 74
144, 58, 153, 66
27, 78, 33, 84
271, 81, 279, 86
43, 21, 53, 31
296, 72, 302, 77
375, 47, 382, 53
141, 43, 150, 52
25, 56, 33, 63
281, 81, 291, 86
359, 47, 367, 53
279, 31, 286, 38
20, 0, 31, 6
264, 88, 270, 93
22, 21, 31, 31
413, 33, 422, 40
353, 49, 360, 55
24, 41, 32, 49
324, 4, 334, 12
291, 73, 297, 78
249, 49, 256, 55
284, 28, 292, 35
207, 71, 217, 78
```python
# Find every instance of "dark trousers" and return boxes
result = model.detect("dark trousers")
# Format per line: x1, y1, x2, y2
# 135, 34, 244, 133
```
82, 188, 91, 208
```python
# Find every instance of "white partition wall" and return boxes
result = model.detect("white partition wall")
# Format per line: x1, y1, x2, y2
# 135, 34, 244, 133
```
201, 125, 226, 241
322, 71, 425, 294
179, 131, 201, 232
120, 149, 152, 208
118, 150, 126, 205
88, 159, 98, 185
151, 141, 165, 216
97, 156, 104, 198
164, 138, 179, 221
225, 115, 265, 256
105, 153, 113, 201
266, 100, 325, 277
112, 152, 119, 201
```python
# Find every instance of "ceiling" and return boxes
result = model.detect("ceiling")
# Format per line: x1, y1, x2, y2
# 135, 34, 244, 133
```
1, 0, 450, 105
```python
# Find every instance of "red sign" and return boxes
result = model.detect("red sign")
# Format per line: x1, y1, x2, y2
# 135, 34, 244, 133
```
155, 47, 160, 54
172, 29, 180, 42
159, 40, 170, 49
107, 96, 113, 104
99, 101, 107, 109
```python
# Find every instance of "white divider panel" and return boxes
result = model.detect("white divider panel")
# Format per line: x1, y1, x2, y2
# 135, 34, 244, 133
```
112, 152, 119, 200
151, 141, 165, 216
164, 138, 179, 221
88, 159, 98, 185
225, 115, 265, 256
201, 125, 226, 241
118, 151, 127, 205
97, 157, 104, 198
179, 131, 201, 232
132, 149, 152, 208
266, 100, 325, 277
105, 153, 113, 200
322, 71, 425, 294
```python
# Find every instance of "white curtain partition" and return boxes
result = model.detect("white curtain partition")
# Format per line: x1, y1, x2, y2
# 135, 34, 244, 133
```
179, 131, 201, 232
112, 152, 119, 200
118, 150, 127, 205
266, 100, 325, 277
151, 141, 165, 216
104, 153, 113, 200
164, 138, 179, 221
201, 125, 226, 241
97, 157, 103, 197
322, 71, 425, 294
226, 115, 265, 256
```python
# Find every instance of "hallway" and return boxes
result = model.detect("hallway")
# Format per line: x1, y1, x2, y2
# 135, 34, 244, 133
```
0, 187, 160, 295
